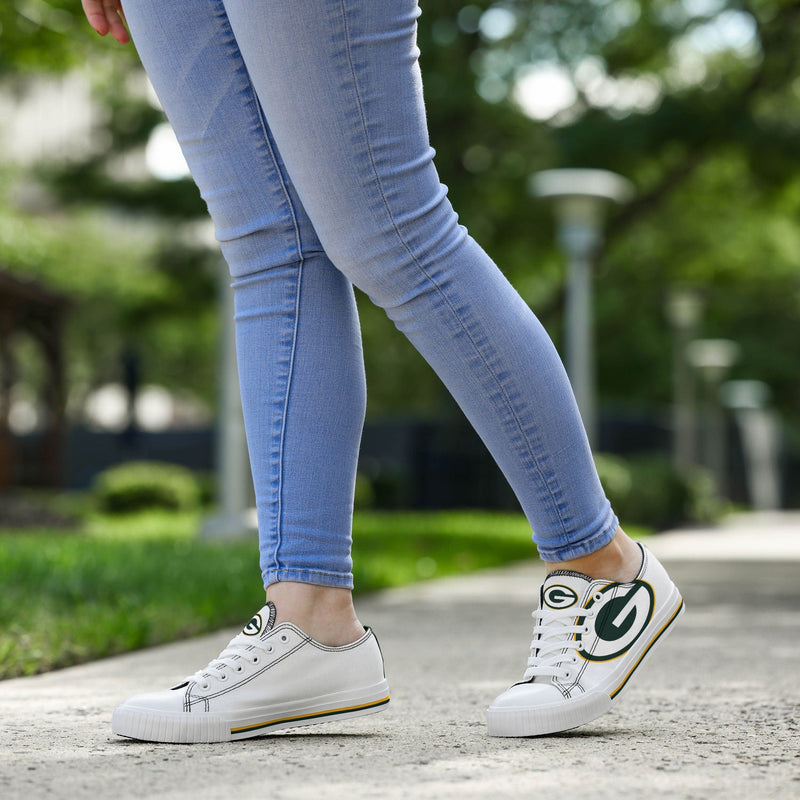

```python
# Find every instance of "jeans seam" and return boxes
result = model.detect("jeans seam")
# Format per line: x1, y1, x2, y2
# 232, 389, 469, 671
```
246, 69, 306, 577
337, 0, 570, 537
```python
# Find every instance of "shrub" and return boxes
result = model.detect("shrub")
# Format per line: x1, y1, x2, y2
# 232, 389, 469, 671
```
595, 452, 722, 529
593, 453, 633, 510
683, 465, 725, 524
93, 461, 202, 513
353, 472, 376, 510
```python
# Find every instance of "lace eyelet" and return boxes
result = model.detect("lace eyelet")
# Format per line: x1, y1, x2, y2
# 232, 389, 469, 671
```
593, 592, 603, 602
583, 625, 591, 634
201, 683, 209, 690
265, 645, 273, 653
219, 673, 227, 681
279, 634, 289, 643
252, 656, 260, 664
235, 666, 243, 672
564, 671, 572, 680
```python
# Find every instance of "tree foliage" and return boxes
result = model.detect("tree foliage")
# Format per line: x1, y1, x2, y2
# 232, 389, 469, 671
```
2, 0, 800, 430
0, 1, 140, 74
415, 0, 800, 423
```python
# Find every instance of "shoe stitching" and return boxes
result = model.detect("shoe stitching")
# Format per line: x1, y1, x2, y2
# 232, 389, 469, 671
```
183, 626, 377, 710
186, 640, 307, 707
308, 632, 372, 653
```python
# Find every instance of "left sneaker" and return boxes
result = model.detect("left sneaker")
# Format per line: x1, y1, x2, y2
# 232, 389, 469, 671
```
486, 543, 684, 736
112, 602, 390, 743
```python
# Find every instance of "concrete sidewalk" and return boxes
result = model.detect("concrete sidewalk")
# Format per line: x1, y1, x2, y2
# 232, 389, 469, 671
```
1, 513, 799, 799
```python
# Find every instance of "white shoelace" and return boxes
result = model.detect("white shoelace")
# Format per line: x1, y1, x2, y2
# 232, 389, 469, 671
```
523, 606, 596, 682
186, 632, 288, 690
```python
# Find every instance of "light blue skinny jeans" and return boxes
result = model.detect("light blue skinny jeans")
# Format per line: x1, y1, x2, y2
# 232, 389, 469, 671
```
123, 0, 618, 589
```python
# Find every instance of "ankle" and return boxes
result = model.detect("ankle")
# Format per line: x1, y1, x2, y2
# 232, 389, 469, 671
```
544, 527, 642, 583
265, 582, 364, 647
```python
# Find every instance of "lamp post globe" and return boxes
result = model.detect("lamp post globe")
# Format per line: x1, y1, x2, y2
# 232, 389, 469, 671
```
529, 169, 633, 446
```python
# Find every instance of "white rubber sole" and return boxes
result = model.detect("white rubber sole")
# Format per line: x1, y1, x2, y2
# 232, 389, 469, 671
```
112, 679, 390, 743
486, 590, 685, 737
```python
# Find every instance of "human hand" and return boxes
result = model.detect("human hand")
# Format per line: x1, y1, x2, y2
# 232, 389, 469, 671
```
81, 0, 130, 44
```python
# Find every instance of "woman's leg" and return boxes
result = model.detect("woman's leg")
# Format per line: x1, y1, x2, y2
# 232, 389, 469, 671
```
109, 4, 397, 745
123, 0, 368, 616
220, 0, 618, 564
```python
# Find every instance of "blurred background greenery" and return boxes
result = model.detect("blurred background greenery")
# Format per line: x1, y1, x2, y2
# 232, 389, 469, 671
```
1, 0, 800, 674
3, 0, 799, 450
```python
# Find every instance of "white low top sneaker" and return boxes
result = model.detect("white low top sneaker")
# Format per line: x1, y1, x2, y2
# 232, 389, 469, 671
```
486, 543, 684, 737
112, 602, 390, 743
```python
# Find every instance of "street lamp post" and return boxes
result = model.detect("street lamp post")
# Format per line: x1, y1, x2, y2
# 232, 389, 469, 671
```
201, 254, 257, 540
720, 379, 782, 510
530, 169, 633, 446
666, 288, 703, 471
686, 338, 739, 498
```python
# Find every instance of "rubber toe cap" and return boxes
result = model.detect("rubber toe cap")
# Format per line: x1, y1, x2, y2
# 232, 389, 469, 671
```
117, 687, 188, 714
488, 681, 563, 711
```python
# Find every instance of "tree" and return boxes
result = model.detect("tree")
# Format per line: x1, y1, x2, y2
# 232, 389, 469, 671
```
416, 0, 800, 426
2, 0, 800, 434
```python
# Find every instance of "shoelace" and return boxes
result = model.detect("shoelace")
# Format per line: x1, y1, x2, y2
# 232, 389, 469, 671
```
187, 631, 292, 690
523, 605, 596, 682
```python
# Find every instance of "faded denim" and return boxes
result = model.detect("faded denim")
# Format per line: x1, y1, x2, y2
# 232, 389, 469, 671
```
122, 0, 618, 588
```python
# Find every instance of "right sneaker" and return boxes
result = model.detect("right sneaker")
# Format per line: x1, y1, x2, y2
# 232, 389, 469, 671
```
112, 602, 390, 743
486, 543, 684, 737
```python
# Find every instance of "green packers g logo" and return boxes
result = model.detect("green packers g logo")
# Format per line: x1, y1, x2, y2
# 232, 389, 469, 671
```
577, 580, 655, 661
243, 613, 262, 636
543, 585, 579, 610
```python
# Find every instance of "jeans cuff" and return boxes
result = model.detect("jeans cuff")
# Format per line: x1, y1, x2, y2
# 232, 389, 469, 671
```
262, 567, 354, 591
535, 507, 619, 562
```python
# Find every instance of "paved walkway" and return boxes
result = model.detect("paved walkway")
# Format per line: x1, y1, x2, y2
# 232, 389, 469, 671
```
1, 512, 799, 799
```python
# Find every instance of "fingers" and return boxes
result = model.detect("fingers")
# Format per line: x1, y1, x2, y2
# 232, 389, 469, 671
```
81, 0, 130, 44
81, 0, 110, 35
104, 0, 130, 43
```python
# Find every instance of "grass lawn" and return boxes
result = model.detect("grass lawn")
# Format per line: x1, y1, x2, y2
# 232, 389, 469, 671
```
0, 509, 650, 680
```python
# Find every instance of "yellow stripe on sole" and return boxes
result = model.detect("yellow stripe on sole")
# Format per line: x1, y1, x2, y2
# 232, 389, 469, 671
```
609, 599, 684, 700
230, 695, 391, 735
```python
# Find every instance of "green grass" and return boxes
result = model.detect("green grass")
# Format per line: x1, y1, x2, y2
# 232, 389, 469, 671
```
0, 509, 651, 680
0, 509, 529, 680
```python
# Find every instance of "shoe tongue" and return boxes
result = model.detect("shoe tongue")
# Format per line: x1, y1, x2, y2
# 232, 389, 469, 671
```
240, 601, 277, 638
540, 570, 592, 612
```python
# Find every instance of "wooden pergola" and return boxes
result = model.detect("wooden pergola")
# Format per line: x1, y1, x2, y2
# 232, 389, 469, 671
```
0, 269, 69, 490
